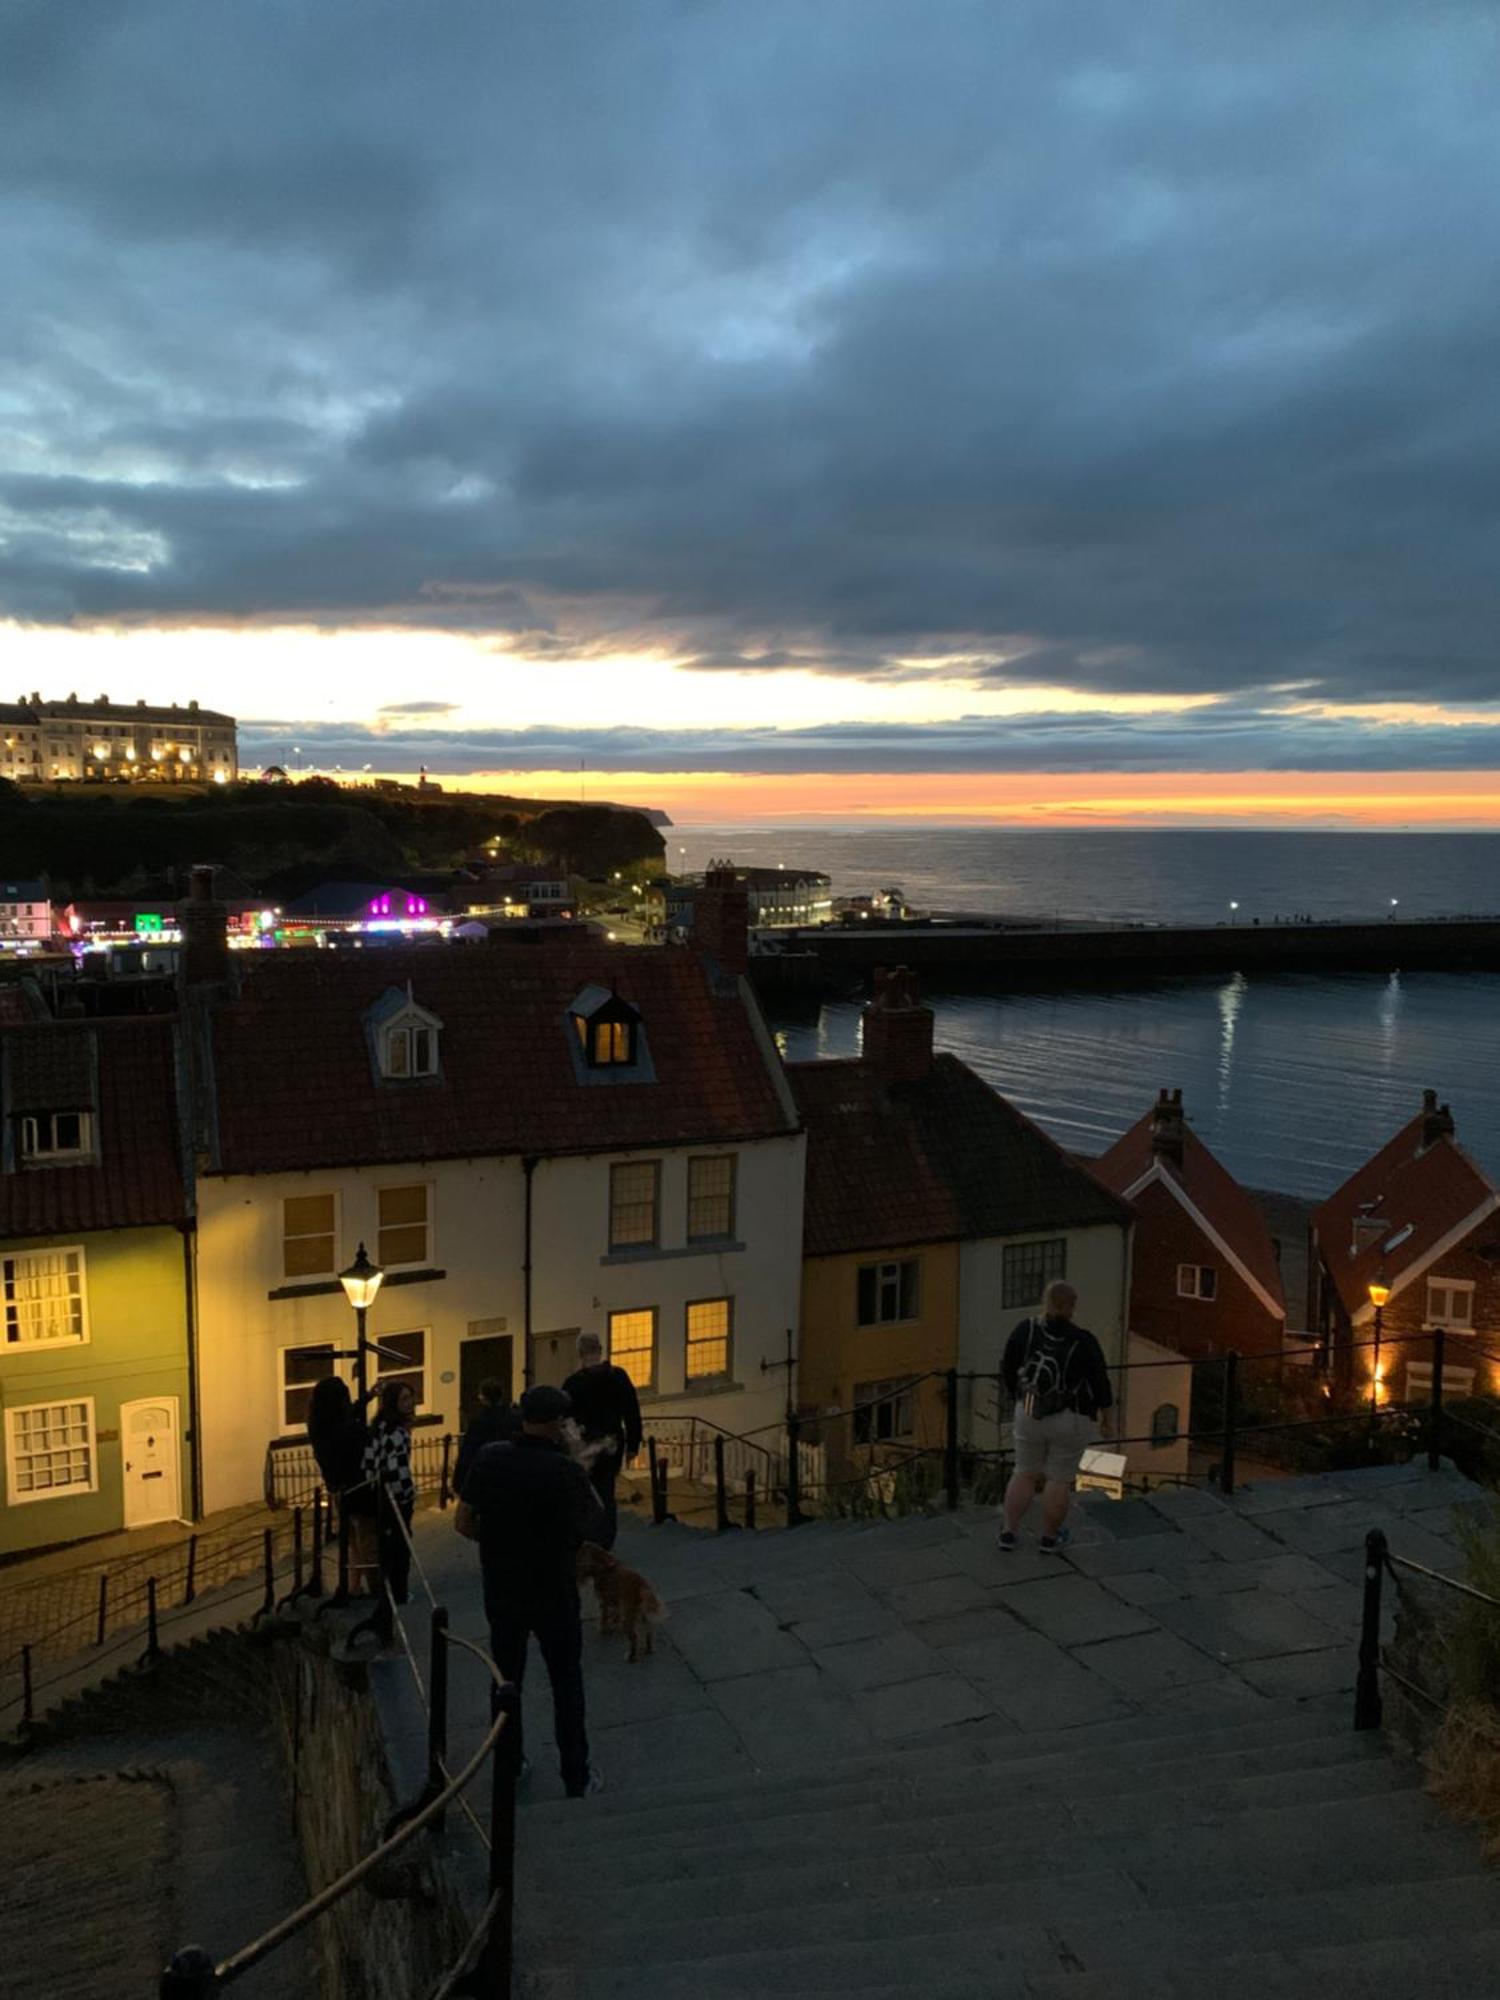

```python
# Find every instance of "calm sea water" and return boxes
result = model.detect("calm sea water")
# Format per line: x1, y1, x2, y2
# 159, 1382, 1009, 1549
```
674, 827, 1500, 1197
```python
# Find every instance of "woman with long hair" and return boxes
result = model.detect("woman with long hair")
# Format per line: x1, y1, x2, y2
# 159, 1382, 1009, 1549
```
306, 1374, 379, 1590
363, 1378, 418, 1604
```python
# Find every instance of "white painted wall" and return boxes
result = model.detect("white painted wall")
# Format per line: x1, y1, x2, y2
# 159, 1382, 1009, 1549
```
1118, 1332, 1193, 1485
195, 1132, 803, 1513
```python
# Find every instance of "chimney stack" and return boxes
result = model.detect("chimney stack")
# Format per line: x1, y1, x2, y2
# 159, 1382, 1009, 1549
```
1150, 1087, 1186, 1168
694, 858, 749, 978
861, 966, 934, 1083
178, 863, 229, 986
1420, 1087, 1455, 1150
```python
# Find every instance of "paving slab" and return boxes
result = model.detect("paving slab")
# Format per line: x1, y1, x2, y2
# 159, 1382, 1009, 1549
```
1174, 1513, 1284, 1562
584, 1645, 714, 1729
884, 1571, 993, 1623
667, 1589, 810, 1681
787, 1602, 901, 1650
1152, 1590, 1347, 1664
1144, 1484, 1226, 1520
996, 1575, 1157, 1647
1234, 1647, 1356, 1699
811, 1628, 945, 1693
1066, 1533, 1212, 1580
914, 1604, 1030, 1650
852, 1672, 996, 1741
748, 1567, 880, 1623
589, 1707, 751, 1786
1070, 1628, 1230, 1696
1098, 1569, 1190, 1608
841, 1541, 968, 1589
708, 1665, 875, 1766
938, 1629, 1128, 1730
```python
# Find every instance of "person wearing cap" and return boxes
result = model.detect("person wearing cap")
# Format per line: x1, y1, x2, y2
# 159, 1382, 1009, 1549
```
455, 1382, 604, 1797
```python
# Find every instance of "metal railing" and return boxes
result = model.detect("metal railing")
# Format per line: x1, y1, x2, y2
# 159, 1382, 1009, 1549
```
1354, 1524, 1500, 1732
266, 1427, 455, 1509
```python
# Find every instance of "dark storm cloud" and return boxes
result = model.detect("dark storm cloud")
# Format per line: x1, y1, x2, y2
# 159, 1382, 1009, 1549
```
5, 0, 1500, 718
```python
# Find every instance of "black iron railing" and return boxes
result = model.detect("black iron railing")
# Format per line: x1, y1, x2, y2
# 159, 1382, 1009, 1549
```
1354, 1524, 1500, 1732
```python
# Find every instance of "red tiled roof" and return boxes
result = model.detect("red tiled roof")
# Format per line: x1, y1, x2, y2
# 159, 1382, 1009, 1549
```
207, 945, 796, 1174
1093, 1110, 1286, 1312
0, 1017, 186, 1236
788, 1053, 1132, 1258
1312, 1112, 1498, 1318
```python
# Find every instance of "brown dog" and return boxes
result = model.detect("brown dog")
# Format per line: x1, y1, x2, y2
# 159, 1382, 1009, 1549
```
577, 1541, 664, 1662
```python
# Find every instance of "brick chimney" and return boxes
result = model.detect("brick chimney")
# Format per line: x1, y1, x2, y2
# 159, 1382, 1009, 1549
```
694, 858, 749, 977
1419, 1087, 1455, 1150
178, 863, 228, 986
861, 966, 934, 1083
1150, 1087, 1186, 1168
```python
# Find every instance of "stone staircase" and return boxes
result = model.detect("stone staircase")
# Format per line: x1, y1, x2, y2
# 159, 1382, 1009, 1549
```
393, 1458, 1500, 1999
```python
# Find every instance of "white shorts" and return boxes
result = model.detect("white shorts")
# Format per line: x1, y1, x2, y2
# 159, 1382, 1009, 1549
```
1013, 1408, 1098, 1484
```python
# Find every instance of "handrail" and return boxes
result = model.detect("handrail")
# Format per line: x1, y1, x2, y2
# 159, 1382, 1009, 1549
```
1385, 1550, 1500, 1610
1356, 1525, 1500, 1733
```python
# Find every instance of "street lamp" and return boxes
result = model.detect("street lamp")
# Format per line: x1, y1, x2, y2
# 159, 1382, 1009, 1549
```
1229, 900, 1239, 917
340, 1242, 385, 1409
1367, 1275, 1390, 1415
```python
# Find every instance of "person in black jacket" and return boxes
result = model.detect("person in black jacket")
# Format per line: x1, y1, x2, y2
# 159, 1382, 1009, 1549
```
306, 1375, 378, 1592
998, 1281, 1113, 1553
456, 1383, 604, 1797
454, 1377, 520, 1499
561, 1332, 643, 1551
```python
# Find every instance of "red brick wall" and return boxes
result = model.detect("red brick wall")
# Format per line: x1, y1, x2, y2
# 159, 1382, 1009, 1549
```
1128, 1177, 1284, 1360
1332, 1216, 1500, 1400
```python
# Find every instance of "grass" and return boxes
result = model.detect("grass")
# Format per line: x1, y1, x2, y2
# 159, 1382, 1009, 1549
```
1420, 1512, 1500, 1856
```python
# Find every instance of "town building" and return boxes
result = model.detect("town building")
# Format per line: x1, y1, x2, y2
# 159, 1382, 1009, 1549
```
787, 970, 1133, 1472
0, 1015, 193, 1552
0, 694, 237, 783
278, 882, 448, 938
0, 881, 52, 943
1093, 1088, 1287, 1363
459, 864, 575, 921
184, 886, 805, 1514
670, 860, 834, 938
1312, 1089, 1500, 1406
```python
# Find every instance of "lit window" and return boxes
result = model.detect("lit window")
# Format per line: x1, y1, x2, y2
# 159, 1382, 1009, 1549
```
1426, 1279, 1475, 1331
7, 1398, 96, 1501
608, 1308, 656, 1389
1151, 1403, 1181, 1446
609, 1161, 660, 1249
283, 1193, 336, 1278
569, 986, 642, 1070
853, 1378, 915, 1444
281, 1344, 339, 1430
3, 1248, 86, 1347
385, 1021, 438, 1078
373, 1329, 428, 1411
1405, 1360, 1477, 1401
1002, 1239, 1068, 1310
1177, 1263, 1218, 1301
685, 1298, 732, 1382
856, 1258, 920, 1326
19, 1110, 93, 1164
378, 1184, 429, 1267
687, 1156, 736, 1240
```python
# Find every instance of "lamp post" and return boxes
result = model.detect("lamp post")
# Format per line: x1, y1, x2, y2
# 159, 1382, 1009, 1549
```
1367, 1276, 1390, 1417
1229, 900, 1240, 919
340, 1242, 385, 1409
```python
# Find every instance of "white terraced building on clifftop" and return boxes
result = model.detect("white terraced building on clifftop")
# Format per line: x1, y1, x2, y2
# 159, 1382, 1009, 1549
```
0, 694, 237, 783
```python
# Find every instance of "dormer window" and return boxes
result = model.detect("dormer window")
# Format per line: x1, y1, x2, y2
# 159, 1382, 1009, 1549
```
386, 1022, 437, 1078
366, 985, 442, 1083
568, 986, 642, 1070
20, 1110, 93, 1164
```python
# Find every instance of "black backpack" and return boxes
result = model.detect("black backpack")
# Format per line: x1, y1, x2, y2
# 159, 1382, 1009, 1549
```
1015, 1318, 1078, 1419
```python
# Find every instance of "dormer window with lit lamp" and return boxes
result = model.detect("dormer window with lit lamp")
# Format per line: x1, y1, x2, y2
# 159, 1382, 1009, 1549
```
566, 984, 653, 1082
365, 985, 443, 1083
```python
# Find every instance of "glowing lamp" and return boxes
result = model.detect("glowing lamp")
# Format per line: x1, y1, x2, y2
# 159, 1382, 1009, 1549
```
339, 1243, 385, 1313
1367, 1280, 1391, 1310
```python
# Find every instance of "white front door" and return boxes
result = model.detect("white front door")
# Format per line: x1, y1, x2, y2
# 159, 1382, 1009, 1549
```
121, 1396, 181, 1529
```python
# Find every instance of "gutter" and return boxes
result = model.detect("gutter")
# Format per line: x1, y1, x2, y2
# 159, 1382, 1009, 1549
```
522, 1154, 537, 1388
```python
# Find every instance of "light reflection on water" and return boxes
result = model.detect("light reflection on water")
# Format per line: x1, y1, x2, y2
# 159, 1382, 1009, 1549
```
771, 970, 1500, 1199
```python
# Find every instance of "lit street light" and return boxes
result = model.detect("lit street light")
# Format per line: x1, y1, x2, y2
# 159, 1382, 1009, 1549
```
1367, 1274, 1390, 1417
339, 1242, 386, 1409
1228, 900, 1240, 917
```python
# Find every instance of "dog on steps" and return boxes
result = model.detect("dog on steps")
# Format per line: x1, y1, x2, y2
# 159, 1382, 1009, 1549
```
577, 1541, 664, 1662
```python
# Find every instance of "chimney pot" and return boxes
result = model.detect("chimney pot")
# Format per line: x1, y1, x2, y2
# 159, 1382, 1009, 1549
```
1150, 1086, 1187, 1166
861, 966, 934, 1082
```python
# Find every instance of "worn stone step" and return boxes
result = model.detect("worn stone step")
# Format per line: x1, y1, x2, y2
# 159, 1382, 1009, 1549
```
1020, 1925, 1500, 2000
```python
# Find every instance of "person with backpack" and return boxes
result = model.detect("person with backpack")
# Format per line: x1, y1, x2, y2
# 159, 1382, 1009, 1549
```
998, 1279, 1113, 1552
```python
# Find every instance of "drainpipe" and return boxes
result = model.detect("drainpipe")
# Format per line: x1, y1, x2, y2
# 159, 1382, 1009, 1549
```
522, 1156, 537, 1388
179, 1220, 203, 1520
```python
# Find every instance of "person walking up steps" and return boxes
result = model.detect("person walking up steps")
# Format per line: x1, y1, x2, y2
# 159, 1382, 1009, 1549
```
562, 1331, 643, 1551
998, 1280, 1113, 1552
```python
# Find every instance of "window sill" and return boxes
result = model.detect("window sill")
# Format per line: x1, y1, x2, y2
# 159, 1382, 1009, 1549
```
855, 1316, 922, 1331
601, 1242, 746, 1267
640, 1380, 746, 1406
3, 1336, 90, 1354
267, 1267, 447, 1302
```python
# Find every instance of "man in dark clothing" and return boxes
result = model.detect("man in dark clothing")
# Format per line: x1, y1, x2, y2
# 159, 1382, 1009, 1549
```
998, 1280, 1114, 1553
561, 1332, 643, 1551
454, 1377, 520, 1499
456, 1383, 603, 1797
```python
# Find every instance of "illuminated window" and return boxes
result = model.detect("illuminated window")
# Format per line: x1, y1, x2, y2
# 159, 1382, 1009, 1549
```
687, 1156, 736, 1240
1002, 1239, 1067, 1310
1426, 1278, 1475, 1332
3, 1248, 86, 1347
283, 1193, 336, 1278
609, 1162, 659, 1249
281, 1344, 338, 1429
19, 1110, 93, 1164
384, 1021, 437, 1078
608, 1308, 656, 1389
569, 985, 642, 1070
1177, 1263, 1218, 1301
6, 1398, 96, 1502
857, 1259, 919, 1326
685, 1297, 732, 1382
853, 1378, 915, 1444
373, 1329, 428, 1410
378, 1184, 429, 1267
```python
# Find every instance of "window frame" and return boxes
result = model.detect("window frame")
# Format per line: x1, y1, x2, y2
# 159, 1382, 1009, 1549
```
2, 1245, 89, 1350
280, 1342, 342, 1431
19, 1109, 94, 1165
1001, 1238, 1068, 1312
686, 1155, 737, 1243
852, 1377, 916, 1445
856, 1257, 920, 1327
376, 1181, 431, 1270
282, 1191, 338, 1280
383, 1017, 439, 1080
5, 1395, 98, 1504
1405, 1359, 1477, 1401
1425, 1277, 1476, 1333
371, 1327, 430, 1413
608, 1160, 661, 1251
1150, 1402, 1181, 1447
1176, 1262, 1218, 1301
607, 1306, 657, 1391
684, 1295, 734, 1385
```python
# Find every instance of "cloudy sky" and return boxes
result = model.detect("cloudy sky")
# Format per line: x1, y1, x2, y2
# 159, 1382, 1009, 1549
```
4, 1, 1500, 822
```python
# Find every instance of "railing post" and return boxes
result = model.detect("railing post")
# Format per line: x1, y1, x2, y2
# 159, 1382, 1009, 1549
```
744, 1467, 757, 1530
1428, 1329, 1445, 1473
145, 1577, 161, 1664
21, 1643, 33, 1729
1354, 1527, 1388, 1730
258, 1527, 275, 1619
647, 1437, 666, 1525
785, 1409, 805, 1528
290, 1506, 304, 1595
309, 1492, 325, 1598
96, 1572, 109, 1647
427, 1607, 449, 1832
439, 1432, 454, 1510
944, 1368, 960, 1512
1219, 1351, 1239, 1497
476, 1681, 519, 1994
333, 1499, 351, 1606
160, 1945, 220, 1997
714, 1435, 730, 1533
183, 1533, 199, 1607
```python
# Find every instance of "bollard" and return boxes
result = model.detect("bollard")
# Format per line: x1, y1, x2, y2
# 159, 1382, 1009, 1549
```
427, 1607, 450, 1831
1354, 1527, 1388, 1730
160, 1945, 219, 1997
714, 1435, 730, 1533
1428, 1329, 1445, 1474
183, 1533, 199, 1607
97, 1572, 109, 1647
145, 1576, 161, 1664
744, 1467, 757, 1531
439, 1432, 454, 1510
785, 1410, 806, 1528
21, 1643, 33, 1729
944, 1368, 960, 1512
476, 1682, 519, 1992
1218, 1352, 1239, 1498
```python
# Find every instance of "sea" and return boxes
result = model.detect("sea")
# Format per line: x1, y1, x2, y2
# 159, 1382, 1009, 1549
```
671, 827, 1500, 1200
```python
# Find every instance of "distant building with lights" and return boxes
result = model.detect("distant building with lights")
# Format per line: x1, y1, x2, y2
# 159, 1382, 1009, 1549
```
0, 694, 238, 784
670, 861, 833, 937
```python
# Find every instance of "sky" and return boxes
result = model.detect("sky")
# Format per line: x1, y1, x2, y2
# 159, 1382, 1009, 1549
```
4, 1, 1500, 825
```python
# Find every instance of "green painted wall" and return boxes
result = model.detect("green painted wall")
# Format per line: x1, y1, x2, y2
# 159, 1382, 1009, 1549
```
0, 1225, 191, 1556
